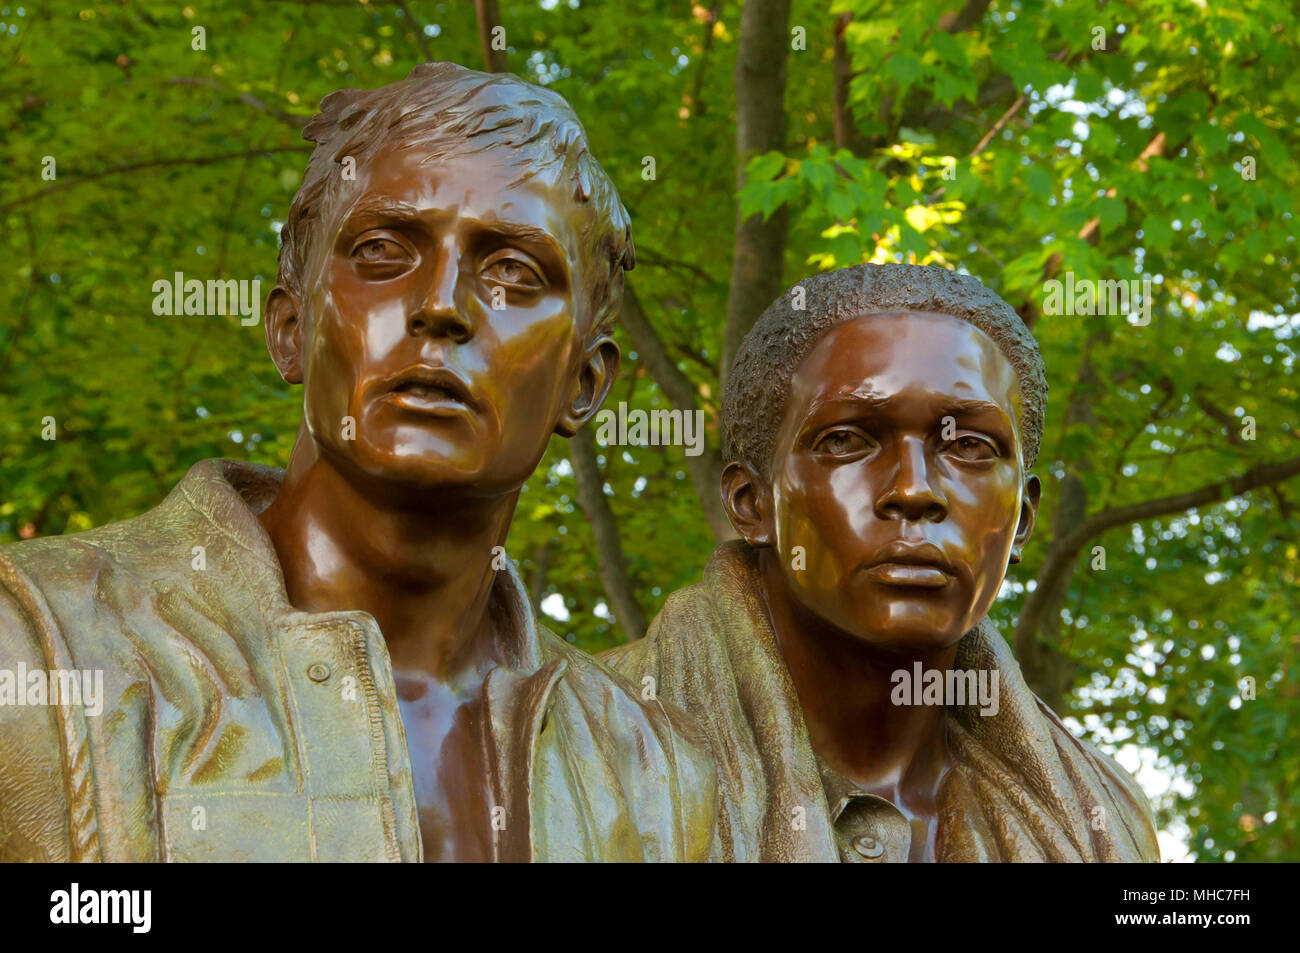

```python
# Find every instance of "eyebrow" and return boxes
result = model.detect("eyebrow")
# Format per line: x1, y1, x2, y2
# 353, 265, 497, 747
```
805, 392, 1014, 425
341, 198, 564, 254
938, 397, 1013, 420
343, 197, 425, 225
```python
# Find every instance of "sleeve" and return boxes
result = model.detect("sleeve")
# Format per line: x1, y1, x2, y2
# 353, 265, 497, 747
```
600, 630, 720, 861
0, 571, 73, 862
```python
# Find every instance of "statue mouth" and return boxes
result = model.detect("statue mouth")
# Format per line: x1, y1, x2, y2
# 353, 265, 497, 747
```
860, 540, 955, 589
862, 563, 951, 589
384, 365, 478, 413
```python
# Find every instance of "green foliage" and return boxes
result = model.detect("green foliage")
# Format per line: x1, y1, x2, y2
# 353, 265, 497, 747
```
2, 0, 1298, 861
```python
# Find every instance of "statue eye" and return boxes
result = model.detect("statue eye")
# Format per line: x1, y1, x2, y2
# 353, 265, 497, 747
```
947, 434, 998, 462
481, 252, 544, 289
813, 428, 873, 457
351, 237, 411, 265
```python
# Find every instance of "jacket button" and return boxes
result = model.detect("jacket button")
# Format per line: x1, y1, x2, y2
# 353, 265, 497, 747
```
853, 835, 884, 859
307, 662, 331, 682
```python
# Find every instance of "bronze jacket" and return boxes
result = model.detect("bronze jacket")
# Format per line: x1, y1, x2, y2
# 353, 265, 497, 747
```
0, 459, 715, 862
602, 541, 1161, 863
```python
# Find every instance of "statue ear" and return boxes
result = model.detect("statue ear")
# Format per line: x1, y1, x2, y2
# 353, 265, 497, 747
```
265, 286, 303, 384
1010, 472, 1041, 564
555, 336, 619, 437
721, 461, 773, 547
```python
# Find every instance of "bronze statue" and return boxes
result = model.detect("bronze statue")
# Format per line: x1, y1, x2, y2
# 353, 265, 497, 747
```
604, 263, 1160, 862
0, 62, 715, 862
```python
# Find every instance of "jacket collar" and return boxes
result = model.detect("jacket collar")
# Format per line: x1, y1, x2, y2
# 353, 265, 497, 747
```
159, 457, 557, 673
159, 458, 569, 861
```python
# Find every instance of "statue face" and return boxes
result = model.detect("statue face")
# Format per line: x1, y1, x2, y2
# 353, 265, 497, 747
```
271, 140, 614, 495
762, 311, 1038, 652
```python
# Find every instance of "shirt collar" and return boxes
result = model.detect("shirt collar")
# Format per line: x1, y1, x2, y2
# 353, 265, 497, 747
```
816, 756, 868, 824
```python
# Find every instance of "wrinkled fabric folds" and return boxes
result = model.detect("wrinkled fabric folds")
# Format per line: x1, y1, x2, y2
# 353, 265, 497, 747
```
603, 540, 1159, 863
0, 458, 716, 863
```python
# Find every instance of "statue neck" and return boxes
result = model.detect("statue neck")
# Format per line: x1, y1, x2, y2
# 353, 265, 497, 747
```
257, 425, 518, 685
755, 547, 954, 810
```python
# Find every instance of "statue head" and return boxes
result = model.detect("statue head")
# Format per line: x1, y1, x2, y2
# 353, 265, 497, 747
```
264, 62, 634, 497
720, 263, 1046, 653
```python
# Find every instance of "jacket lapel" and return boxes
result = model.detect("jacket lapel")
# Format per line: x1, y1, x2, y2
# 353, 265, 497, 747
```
479, 556, 568, 862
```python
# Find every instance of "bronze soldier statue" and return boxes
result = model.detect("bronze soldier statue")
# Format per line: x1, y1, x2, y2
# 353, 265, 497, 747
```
0, 62, 714, 862
604, 263, 1160, 862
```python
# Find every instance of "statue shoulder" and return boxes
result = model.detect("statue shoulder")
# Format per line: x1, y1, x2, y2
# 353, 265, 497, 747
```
1036, 698, 1162, 861
0, 500, 167, 597
595, 578, 718, 681
595, 634, 650, 675
538, 628, 717, 861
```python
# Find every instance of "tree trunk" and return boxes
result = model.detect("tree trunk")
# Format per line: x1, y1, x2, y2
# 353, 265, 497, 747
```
620, 283, 735, 542
721, 0, 792, 386
832, 14, 868, 156
474, 0, 509, 74
569, 426, 649, 640
526, 540, 551, 613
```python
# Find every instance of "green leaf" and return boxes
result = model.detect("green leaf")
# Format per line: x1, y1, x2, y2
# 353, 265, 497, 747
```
1024, 164, 1054, 197
1096, 196, 1127, 233
1197, 121, 1230, 157
746, 150, 787, 184
885, 54, 924, 92
1142, 216, 1174, 252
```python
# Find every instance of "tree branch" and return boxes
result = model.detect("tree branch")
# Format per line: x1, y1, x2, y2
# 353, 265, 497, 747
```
620, 283, 734, 542
1014, 454, 1300, 659
165, 76, 308, 129
1078, 455, 1300, 543
688, 4, 721, 116
392, 0, 433, 61
634, 246, 718, 286
936, 0, 993, 33
0, 147, 311, 213
970, 93, 1026, 157
1194, 387, 1246, 448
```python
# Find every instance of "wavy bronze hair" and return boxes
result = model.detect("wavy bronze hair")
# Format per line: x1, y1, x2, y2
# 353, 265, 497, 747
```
278, 62, 635, 336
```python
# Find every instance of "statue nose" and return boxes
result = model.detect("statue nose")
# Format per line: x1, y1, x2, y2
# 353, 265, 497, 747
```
873, 439, 948, 523
409, 247, 472, 342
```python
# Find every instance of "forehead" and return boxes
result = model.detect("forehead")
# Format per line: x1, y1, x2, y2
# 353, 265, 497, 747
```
789, 311, 1022, 420
330, 142, 585, 266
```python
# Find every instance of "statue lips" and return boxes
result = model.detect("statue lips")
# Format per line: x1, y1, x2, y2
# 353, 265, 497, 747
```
860, 540, 955, 590
383, 364, 478, 418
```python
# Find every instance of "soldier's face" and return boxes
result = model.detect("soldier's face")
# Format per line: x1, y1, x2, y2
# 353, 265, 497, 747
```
765, 312, 1039, 652
290, 142, 604, 494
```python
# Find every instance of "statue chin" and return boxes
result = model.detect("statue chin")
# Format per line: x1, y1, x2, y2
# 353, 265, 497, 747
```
782, 580, 974, 657
837, 617, 972, 658
314, 427, 491, 492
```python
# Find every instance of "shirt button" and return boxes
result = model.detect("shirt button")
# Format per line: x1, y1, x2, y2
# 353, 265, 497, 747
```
307, 662, 331, 682
853, 835, 884, 859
